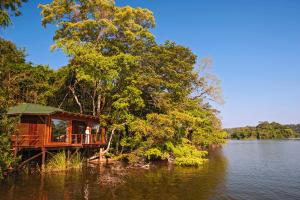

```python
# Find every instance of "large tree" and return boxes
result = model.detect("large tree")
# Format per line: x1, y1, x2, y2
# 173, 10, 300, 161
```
40, 0, 155, 119
40, 0, 227, 166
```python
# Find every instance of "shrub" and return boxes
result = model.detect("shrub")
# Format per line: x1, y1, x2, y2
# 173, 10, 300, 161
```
45, 152, 68, 172
143, 148, 169, 161
171, 140, 208, 167
0, 135, 15, 179
45, 151, 83, 172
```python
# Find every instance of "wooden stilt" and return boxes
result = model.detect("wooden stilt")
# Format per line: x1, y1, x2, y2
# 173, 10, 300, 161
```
84, 148, 88, 164
69, 148, 79, 161
17, 152, 43, 171
39, 171, 45, 199
41, 148, 46, 172
98, 148, 102, 164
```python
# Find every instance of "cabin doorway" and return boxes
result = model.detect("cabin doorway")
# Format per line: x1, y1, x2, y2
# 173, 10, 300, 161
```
72, 120, 87, 144
51, 118, 68, 143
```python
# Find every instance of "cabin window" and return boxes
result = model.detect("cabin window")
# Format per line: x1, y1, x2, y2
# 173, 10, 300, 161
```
72, 121, 87, 135
51, 119, 68, 142
91, 123, 100, 134
72, 120, 87, 144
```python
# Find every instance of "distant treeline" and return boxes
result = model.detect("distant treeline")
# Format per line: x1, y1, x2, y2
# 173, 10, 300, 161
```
225, 122, 299, 140
286, 124, 300, 135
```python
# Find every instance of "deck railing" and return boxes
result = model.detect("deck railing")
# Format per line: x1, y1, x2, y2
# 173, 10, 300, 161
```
71, 134, 102, 145
12, 133, 104, 148
11, 135, 41, 147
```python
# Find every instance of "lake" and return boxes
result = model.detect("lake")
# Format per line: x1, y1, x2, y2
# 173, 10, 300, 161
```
1, 140, 300, 200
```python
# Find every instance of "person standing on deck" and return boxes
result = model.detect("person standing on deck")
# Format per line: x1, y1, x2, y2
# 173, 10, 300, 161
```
85, 125, 91, 144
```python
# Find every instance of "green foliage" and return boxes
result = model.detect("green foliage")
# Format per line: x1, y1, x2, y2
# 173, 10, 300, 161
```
69, 152, 83, 169
0, 108, 19, 179
227, 122, 298, 140
0, 0, 27, 28
143, 148, 169, 161
119, 109, 223, 166
0, 135, 15, 179
0, 0, 227, 174
45, 151, 83, 172
116, 152, 141, 165
169, 139, 208, 167
286, 124, 300, 136
45, 152, 68, 172
0, 38, 56, 106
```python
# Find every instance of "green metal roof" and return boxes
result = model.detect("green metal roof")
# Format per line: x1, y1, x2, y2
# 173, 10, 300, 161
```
7, 103, 63, 115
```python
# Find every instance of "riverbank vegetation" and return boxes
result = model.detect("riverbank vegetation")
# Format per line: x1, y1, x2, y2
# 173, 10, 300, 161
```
0, 0, 227, 177
45, 152, 83, 172
286, 124, 300, 136
226, 122, 298, 140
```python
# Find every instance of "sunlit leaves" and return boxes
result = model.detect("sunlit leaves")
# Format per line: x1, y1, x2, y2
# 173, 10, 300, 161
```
38, 0, 227, 166
0, 0, 27, 28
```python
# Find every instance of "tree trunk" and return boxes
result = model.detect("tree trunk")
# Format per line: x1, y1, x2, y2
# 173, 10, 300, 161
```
91, 94, 96, 116
92, 82, 97, 116
97, 94, 101, 116
103, 123, 126, 154
101, 96, 106, 113
103, 127, 116, 154
69, 85, 83, 114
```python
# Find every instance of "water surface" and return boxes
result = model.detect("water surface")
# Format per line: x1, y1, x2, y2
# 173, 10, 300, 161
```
1, 140, 300, 200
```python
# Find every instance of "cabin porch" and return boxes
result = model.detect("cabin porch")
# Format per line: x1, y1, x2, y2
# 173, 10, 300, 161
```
8, 103, 107, 151
7, 103, 108, 171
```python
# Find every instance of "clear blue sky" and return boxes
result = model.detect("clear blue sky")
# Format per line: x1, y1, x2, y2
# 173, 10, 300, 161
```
1, 0, 300, 128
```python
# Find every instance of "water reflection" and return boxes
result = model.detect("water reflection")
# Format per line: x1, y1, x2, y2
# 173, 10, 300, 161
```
4, 141, 300, 200
1, 149, 228, 200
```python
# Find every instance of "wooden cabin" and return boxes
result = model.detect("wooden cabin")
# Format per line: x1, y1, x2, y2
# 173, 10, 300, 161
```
8, 103, 106, 152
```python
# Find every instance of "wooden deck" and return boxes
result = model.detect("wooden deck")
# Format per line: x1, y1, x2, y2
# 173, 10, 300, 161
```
11, 133, 106, 149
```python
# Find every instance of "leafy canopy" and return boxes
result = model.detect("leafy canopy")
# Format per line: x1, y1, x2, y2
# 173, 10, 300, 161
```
38, 0, 227, 166
0, 0, 27, 28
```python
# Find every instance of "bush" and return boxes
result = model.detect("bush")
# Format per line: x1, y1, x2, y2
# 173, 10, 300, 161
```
0, 135, 15, 179
69, 152, 83, 169
45, 152, 68, 172
115, 152, 141, 164
0, 114, 19, 179
143, 148, 169, 161
174, 156, 207, 167
170, 140, 208, 167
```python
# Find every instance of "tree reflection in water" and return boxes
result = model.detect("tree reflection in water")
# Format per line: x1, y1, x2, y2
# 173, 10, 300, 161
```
0, 149, 228, 200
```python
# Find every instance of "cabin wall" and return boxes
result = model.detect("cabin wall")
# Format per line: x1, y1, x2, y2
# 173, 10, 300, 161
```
17, 115, 47, 147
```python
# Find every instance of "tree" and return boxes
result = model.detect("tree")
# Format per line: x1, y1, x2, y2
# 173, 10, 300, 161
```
0, 37, 56, 178
0, 37, 23, 178
39, 0, 227, 166
39, 0, 154, 120
227, 121, 297, 140
0, 0, 28, 28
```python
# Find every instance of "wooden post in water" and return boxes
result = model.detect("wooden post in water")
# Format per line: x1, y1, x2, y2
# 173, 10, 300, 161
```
99, 148, 103, 164
41, 148, 46, 172
100, 128, 105, 144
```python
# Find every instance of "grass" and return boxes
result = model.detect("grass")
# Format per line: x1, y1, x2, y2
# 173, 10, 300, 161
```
45, 151, 83, 172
